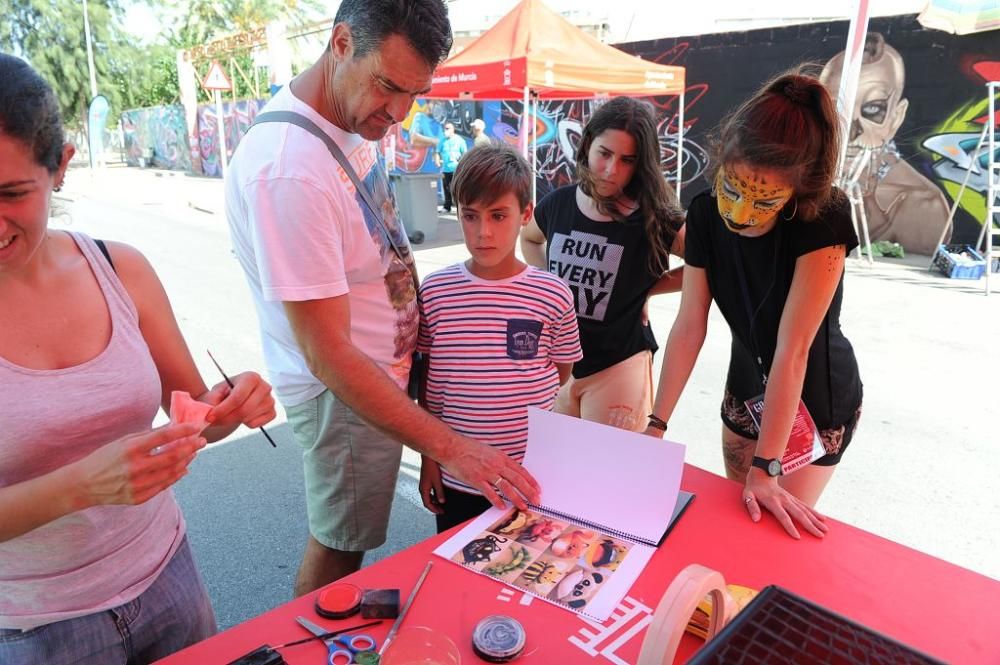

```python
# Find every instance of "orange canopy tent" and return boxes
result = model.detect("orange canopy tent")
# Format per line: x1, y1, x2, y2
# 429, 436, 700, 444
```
425, 0, 688, 197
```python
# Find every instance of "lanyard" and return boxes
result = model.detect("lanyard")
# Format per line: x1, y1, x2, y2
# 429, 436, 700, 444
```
729, 227, 781, 387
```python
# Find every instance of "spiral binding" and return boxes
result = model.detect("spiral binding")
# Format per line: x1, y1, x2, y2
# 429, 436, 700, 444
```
524, 502, 656, 547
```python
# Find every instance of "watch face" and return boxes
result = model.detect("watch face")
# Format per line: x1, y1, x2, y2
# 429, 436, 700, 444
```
768, 459, 782, 476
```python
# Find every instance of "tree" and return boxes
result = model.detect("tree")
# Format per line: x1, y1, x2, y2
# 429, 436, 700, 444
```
1, 0, 131, 129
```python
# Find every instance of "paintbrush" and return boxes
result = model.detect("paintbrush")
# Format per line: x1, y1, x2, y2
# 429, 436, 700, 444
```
207, 350, 277, 448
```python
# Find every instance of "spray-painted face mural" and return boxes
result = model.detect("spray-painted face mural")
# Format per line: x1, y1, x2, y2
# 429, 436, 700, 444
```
820, 32, 952, 255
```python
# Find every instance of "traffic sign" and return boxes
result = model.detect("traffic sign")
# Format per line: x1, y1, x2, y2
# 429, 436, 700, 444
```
202, 61, 233, 91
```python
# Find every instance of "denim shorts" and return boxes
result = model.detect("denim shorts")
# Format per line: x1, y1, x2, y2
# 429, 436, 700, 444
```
286, 390, 403, 551
0, 536, 216, 665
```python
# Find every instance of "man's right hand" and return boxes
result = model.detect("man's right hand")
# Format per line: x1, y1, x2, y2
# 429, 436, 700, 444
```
442, 438, 540, 510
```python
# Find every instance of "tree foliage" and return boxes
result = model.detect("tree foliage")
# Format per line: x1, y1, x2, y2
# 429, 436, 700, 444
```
1, 0, 322, 126
1, 0, 130, 129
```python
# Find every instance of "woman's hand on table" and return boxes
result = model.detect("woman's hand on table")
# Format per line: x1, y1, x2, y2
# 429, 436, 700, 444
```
69, 422, 206, 508
202, 371, 276, 431
743, 470, 828, 539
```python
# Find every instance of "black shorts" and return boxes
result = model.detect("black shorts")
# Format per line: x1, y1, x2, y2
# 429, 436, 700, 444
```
720, 390, 862, 467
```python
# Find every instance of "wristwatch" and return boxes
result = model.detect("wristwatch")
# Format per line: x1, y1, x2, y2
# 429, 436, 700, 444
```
751, 456, 783, 477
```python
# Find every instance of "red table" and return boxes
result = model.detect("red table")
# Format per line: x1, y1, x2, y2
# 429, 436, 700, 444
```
158, 465, 1000, 664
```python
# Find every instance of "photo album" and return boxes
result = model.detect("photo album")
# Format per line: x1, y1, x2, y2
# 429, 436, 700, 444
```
433, 408, 693, 621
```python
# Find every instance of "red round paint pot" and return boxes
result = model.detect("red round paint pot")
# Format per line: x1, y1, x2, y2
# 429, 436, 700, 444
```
315, 583, 363, 619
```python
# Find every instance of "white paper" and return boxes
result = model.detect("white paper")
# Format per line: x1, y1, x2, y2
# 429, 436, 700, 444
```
522, 408, 686, 544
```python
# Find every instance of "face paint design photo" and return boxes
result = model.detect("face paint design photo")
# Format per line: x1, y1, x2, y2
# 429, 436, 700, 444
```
715, 164, 795, 235
457, 534, 510, 566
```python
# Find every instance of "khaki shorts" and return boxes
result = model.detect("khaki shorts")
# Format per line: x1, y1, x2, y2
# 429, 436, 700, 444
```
554, 350, 653, 432
286, 390, 402, 551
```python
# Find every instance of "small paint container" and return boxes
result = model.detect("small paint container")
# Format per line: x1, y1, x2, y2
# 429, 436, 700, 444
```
472, 615, 526, 662
315, 583, 363, 619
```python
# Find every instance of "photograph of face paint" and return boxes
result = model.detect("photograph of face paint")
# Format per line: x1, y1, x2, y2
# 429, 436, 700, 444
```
515, 515, 569, 547
481, 542, 541, 582
548, 527, 597, 560
453, 532, 512, 569
514, 556, 574, 596
549, 567, 608, 611
488, 508, 533, 538
580, 535, 632, 572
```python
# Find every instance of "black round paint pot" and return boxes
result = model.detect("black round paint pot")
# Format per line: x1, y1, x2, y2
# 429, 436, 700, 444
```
471, 614, 526, 662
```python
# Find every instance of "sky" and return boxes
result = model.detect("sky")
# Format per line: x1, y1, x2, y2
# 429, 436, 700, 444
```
124, 0, 929, 46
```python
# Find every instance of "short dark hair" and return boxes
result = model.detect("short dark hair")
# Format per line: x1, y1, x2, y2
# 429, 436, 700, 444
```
334, 0, 453, 67
451, 144, 532, 211
710, 66, 842, 220
0, 54, 65, 173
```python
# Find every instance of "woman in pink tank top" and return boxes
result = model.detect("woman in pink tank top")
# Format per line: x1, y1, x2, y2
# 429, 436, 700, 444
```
0, 56, 276, 664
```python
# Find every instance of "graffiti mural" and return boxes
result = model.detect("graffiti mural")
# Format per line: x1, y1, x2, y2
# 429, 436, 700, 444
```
197, 99, 268, 177
121, 105, 192, 172
388, 99, 485, 174
922, 60, 1000, 236
616, 13, 999, 251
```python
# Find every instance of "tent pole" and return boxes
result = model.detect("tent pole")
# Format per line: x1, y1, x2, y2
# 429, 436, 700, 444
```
521, 86, 530, 159
834, 0, 871, 178
531, 93, 538, 206
676, 89, 685, 200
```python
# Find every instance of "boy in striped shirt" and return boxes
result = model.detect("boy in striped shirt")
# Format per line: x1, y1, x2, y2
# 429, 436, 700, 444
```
417, 145, 583, 532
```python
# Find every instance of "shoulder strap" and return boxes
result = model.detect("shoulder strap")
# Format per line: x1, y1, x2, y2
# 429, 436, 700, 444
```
94, 239, 116, 273
251, 111, 411, 268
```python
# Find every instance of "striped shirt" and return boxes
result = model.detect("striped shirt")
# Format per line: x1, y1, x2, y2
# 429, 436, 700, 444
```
417, 263, 583, 493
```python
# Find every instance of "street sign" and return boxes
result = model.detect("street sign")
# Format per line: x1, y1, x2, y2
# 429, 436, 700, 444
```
202, 61, 233, 91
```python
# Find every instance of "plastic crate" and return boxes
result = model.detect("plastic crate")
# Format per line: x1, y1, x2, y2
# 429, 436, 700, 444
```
688, 586, 944, 665
932, 244, 986, 280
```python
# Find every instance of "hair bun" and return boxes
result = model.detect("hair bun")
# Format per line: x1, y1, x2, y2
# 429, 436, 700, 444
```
783, 82, 812, 105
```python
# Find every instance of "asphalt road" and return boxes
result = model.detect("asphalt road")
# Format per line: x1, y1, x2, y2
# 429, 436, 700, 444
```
52, 165, 999, 629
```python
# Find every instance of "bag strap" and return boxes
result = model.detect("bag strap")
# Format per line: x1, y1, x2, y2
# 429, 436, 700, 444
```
251, 111, 412, 273
94, 239, 116, 273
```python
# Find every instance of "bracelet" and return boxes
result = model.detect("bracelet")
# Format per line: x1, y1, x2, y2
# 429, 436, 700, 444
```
647, 414, 668, 432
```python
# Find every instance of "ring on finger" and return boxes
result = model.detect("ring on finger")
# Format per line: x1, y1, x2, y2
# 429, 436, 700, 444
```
743, 495, 754, 505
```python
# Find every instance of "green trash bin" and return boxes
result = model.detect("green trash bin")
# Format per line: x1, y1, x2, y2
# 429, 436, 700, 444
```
391, 172, 441, 244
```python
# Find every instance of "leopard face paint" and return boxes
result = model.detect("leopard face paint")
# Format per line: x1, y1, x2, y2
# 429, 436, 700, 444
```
715, 164, 794, 234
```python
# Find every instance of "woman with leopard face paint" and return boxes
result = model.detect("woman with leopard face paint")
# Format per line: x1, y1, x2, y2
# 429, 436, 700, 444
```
646, 68, 863, 540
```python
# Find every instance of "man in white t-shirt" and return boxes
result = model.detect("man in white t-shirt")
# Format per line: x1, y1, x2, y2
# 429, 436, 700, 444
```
225, 0, 540, 595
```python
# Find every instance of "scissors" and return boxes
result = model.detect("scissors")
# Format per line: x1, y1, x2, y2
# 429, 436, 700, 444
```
296, 616, 378, 664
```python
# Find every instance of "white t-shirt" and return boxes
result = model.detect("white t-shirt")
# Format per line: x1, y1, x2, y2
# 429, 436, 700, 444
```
225, 84, 418, 407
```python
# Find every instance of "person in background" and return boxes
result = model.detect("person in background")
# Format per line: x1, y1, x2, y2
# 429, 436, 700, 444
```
471, 118, 491, 147
436, 120, 467, 213
0, 53, 275, 664
646, 68, 863, 540
520, 96, 685, 433
224, 0, 539, 595
418, 144, 582, 531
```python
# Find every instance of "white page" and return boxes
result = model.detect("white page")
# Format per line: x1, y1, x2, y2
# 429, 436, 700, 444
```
523, 408, 685, 544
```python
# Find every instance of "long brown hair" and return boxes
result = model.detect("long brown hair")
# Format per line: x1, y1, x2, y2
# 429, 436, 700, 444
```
709, 66, 843, 220
576, 97, 683, 276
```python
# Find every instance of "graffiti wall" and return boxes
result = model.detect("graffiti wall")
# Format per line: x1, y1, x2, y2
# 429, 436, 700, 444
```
617, 14, 999, 251
121, 105, 192, 172
196, 99, 268, 177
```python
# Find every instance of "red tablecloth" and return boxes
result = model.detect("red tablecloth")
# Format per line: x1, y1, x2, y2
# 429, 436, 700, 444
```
158, 464, 999, 664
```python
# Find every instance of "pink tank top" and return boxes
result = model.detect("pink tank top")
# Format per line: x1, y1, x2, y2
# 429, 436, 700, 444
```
0, 232, 185, 630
